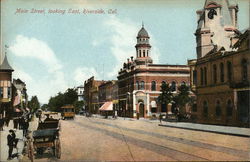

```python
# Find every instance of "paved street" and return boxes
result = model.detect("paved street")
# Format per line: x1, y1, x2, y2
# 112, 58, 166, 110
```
27, 115, 249, 161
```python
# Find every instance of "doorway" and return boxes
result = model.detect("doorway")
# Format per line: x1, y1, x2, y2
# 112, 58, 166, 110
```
139, 103, 145, 117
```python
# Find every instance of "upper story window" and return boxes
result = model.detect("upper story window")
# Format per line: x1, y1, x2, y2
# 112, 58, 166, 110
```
140, 81, 145, 90
193, 70, 197, 85
136, 81, 139, 90
200, 68, 204, 85
0, 87, 3, 98
213, 64, 217, 84
204, 67, 207, 85
7, 87, 11, 98
242, 59, 248, 81
143, 50, 145, 57
220, 63, 224, 83
151, 81, 156, 91
227, 61, 232, 82
170, 81, 176, 92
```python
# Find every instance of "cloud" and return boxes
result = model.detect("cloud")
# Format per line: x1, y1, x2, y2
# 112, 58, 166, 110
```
9, 35, 62, 73
9, 35, 67, 103
103, 16, 161, 78
74, 67, 100, 85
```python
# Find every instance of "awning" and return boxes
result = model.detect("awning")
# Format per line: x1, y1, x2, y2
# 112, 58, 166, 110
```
99, 102, 113, 111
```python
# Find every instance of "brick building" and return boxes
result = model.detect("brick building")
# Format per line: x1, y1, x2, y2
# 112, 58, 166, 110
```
117, 25, 190, 118
189, 0, 250, 127
84, 76, 104, 114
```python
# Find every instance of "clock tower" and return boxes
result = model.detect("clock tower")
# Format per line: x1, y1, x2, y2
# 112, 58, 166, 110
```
195, 0, 239, 58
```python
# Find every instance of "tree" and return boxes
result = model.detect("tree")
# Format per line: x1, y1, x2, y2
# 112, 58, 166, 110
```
157, 82, 173, 112
73, 100, 84, 114
41, 104, 49, 111
28, 96, 40, 112
173, 84, 191, 116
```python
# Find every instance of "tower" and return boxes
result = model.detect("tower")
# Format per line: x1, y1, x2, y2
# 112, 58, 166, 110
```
135, 24, 153, 65
195, 0, 239, 58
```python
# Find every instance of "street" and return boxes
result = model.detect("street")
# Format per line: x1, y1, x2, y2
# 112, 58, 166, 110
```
30, 115, 250, 161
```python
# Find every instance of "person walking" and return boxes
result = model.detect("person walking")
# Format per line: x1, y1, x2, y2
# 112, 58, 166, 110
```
159, 113, 163, 124
7, 130, 15, 160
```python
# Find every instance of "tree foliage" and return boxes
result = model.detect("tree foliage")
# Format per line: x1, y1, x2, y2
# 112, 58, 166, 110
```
28, 96, 40, 112
73, 100, 84, 114
48, 88, 79, 112
173, 84, 191, 114
157, 82, 173, 106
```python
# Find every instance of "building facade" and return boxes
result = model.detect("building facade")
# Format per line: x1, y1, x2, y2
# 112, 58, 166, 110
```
117, 25, 190, 118
189, 0, 249, 127
77, 85, 84, 101
0, 55, 14, 119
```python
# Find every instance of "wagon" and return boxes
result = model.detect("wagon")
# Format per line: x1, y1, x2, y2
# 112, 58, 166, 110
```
27, 118, 61, 161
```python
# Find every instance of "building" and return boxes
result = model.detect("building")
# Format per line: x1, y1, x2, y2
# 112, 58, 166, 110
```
189, 0, 250, 127
0, 55, 14, 119
84, 76, 105, 114
13, 78, 28, 113
117, 25, 190, 118
98, 80, 118, 116
77, 85, 84, 101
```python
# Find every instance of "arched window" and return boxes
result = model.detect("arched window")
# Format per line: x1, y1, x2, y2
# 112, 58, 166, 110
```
136, 81, 139, 90
213, 64, 217, 84
140, 81, 145, 90
226, 100, 233, 117
242, 59, 248, 81
203, 101, 208, 117
220, 63, 224, 83
215, 100, 221, 117
171, 81, 176, 92
151, 81, 156, 91
204, 67, 207, 85
200, 68, 204, 85
227, 61, 232, 82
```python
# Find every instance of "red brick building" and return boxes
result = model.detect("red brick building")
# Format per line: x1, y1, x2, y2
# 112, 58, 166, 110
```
117, 25, 190, 118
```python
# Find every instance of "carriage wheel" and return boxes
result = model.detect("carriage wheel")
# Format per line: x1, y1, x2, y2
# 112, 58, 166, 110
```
27, 140, 34, 162
55, 139, 61, 159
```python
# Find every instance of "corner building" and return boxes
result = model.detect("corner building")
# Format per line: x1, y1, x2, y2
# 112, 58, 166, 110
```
117, 25, 190, 118
189, 0, 250, 127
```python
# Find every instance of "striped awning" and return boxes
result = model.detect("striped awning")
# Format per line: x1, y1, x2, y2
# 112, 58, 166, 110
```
99, 102, 113, 111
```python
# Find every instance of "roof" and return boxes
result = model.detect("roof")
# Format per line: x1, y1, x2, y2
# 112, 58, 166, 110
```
137, 26, 149, 38
0, 55, 14, 71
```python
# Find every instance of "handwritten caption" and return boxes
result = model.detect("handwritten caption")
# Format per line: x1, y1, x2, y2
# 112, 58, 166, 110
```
15, 8, 117, 15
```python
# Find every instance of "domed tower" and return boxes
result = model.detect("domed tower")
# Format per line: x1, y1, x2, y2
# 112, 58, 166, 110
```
135, 24, 153, 65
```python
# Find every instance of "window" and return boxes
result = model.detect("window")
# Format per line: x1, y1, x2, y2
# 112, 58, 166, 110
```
193, 70, 197, 85
220, 63, 224, 83
242, 59, 248, 81
140, 81, 145, 90
7, 87, 11, 98
227, 61, 232, 82
136, 81, 139, 90
143, 50, 145, 57
203, 101, 208, 117
151, 81, 156, 91
213, 64, 217, 84
147, 50, 149, 57
204, 67, 207, 85
171, 81, 176, 92
0, 87, 3, 98
200, 68, 204, 85
139, 50, 141, 57
226, 100, 233, 117
215, 100, 221, 117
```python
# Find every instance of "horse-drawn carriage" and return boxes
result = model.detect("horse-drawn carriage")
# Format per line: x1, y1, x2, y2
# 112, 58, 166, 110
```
27, 117, 61, 161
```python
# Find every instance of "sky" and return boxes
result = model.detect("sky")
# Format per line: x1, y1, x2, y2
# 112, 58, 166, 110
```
0, 0, 249, 104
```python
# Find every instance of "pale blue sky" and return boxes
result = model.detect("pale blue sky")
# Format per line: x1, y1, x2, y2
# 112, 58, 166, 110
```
1, 0, 249, 103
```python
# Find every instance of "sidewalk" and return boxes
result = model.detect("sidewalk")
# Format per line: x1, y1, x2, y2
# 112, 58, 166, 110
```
0, 121, 25, 162
159, 122, 250, 137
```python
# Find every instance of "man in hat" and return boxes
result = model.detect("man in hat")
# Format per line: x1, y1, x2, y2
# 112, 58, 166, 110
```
7, 130, 15, 160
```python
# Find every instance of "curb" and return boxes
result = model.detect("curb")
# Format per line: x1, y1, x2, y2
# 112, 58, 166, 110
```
159, 124, 250, 138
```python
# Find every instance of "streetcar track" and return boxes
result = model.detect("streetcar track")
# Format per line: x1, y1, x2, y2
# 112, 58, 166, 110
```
82, 117, 249, 159
72, 119, 209, 161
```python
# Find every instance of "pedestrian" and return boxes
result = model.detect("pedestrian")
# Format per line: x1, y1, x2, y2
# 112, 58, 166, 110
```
159, 113, 162, 124
7, 130, 15, 160
23, 119, 29, 137
13, 118, 18, 130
